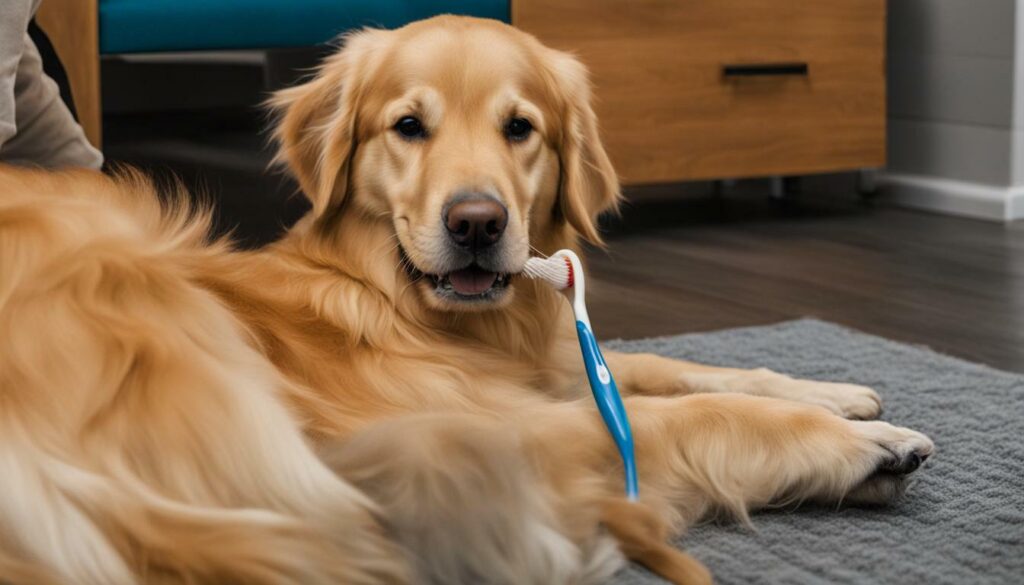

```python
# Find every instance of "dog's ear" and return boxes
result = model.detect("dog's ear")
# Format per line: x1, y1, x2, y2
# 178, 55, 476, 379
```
544, 50, 621, 245
268, 30, 384, 219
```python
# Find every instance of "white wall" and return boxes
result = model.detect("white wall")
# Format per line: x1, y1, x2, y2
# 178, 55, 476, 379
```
1014, 0, 1024, 218
882, 0, 1024, 221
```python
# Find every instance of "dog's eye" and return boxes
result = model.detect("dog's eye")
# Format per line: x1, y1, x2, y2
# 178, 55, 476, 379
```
394, 116, 427, 140
504, 118, 533, 142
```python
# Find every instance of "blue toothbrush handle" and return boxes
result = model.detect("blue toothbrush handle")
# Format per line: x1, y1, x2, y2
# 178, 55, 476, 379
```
575, 320, 639, 500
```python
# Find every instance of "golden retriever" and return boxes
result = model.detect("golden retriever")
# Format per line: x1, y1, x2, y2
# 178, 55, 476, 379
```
0, 15, 933, 585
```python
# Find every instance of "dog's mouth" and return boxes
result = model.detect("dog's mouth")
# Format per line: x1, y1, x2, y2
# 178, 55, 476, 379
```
428, 266, 512, 300
400, 247, 513, 304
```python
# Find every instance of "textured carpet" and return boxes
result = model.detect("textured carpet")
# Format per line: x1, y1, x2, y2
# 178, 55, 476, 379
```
602, 319, 1023, 585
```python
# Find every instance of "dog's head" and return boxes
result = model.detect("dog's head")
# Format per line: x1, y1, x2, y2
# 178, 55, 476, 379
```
271, 16, 619, 311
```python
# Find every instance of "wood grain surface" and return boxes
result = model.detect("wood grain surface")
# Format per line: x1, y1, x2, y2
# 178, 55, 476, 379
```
513, 0, 887, 184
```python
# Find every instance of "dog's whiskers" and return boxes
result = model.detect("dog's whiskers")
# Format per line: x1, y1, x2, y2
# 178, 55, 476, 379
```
380, 233, 418, 281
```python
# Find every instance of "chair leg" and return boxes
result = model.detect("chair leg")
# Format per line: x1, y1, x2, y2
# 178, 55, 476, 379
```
35, 0, 102, 149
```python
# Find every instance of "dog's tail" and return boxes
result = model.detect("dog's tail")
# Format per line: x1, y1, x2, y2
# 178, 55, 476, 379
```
0, 166, 408, 584
0, 435, 396, 585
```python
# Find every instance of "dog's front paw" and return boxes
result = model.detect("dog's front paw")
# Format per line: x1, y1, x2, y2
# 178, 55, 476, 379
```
801, 381, 883, 420
677, 369, 884, 419
752, 370, 883, 420
846, 421, 934, 504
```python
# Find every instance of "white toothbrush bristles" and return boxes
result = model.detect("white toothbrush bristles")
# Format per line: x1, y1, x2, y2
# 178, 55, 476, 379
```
523, 255, 574, 290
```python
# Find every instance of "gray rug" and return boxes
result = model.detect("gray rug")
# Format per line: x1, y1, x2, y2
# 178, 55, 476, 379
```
602, 319, 1023, 585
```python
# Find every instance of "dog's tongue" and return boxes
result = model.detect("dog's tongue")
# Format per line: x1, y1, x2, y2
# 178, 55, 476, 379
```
448, 267, 497, 295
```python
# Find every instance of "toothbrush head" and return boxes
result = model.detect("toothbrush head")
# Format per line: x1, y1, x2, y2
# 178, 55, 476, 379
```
523, 249, 591, 328
523, 254, 574, 290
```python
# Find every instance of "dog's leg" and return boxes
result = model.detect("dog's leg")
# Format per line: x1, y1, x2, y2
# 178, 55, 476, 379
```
323, 413, 626, 585
508, 393, 930, 584
603, 350, 882, 419
598, 498, 712, 585
317, 394, 930, 585
325, 411, 717, 585
527, 393, 932, 533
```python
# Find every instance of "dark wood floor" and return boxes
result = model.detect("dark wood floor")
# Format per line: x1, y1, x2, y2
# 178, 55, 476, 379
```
587, 188, 1023, 373
104, 111, 1023, 374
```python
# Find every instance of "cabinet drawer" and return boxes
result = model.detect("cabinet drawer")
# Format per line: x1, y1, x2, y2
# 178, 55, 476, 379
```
513, 0, 886, 184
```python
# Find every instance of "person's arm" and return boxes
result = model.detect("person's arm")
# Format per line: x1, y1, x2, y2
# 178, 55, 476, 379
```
0, 0, 103, 169
2, 33, 103, 168
0, 0, 35, 147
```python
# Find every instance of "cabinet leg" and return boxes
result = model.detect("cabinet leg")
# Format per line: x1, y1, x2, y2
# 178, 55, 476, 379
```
769, 176, 802, 200
858, 168, 881, 200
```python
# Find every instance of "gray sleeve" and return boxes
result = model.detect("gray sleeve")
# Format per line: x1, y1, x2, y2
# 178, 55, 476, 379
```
0, 0, 35, 146
0, 33, 103, 169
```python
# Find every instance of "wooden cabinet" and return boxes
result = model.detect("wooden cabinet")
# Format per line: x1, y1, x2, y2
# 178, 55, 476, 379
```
512, 0, 886, 184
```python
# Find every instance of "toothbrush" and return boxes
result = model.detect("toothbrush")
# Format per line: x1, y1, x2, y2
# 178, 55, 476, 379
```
523, 249, 639, 501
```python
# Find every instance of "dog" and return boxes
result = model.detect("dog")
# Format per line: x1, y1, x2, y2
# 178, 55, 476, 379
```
0, 15, 933, 585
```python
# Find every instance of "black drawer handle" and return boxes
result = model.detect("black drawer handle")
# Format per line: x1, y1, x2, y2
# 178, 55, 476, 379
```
722, 63, 809, 77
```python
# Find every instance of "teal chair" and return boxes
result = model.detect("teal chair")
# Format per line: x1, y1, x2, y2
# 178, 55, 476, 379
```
36, 0, 509, 148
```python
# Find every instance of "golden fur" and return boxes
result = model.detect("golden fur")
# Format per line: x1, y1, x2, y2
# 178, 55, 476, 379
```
0, 16, 933, 585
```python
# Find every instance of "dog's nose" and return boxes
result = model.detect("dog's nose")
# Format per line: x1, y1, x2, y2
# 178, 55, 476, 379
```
444, 195, 508, 248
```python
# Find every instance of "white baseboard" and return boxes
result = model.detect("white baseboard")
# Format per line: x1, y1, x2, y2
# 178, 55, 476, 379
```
878, 173, 1024, 222
1010, 187, 1024, 220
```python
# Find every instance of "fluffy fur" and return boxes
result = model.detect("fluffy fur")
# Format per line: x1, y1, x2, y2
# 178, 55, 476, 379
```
0, 16, 933, 585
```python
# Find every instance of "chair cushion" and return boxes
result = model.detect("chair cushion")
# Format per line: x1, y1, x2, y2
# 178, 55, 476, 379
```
99, 0, 510, 54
